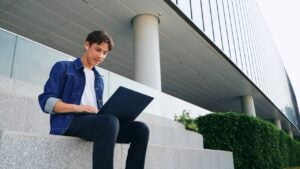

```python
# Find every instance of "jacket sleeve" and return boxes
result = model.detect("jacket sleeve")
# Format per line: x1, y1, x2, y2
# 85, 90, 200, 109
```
38, 62, 65, 114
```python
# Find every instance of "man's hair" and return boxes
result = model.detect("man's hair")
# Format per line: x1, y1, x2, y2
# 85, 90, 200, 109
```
85, 30, 114, 51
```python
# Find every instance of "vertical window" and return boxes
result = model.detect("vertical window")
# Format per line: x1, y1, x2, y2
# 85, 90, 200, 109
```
201, 0, 214, 41
191, 0, 204, 31
232, 0, 246, 72
13, 36, 71, 85
223, 0, 236, 63
170, 0, 177, 5
243, 0, 256, 81
210, 0, 222, 49
236, 0, 250, 77
253, 5, 262, 89
245, 0, 256, 83
177, 0, 192, 19
0, 29, 17, 77
228, 0, 241, 66
218, 0, 230, 56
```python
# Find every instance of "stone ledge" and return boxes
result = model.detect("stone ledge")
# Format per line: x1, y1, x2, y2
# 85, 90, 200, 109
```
0, 130, 234, 169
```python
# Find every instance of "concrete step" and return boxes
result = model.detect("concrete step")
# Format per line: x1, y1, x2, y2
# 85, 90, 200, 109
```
0, 91, 185, 132
137, 113, 185, 130
0, 92, 203, 149
0, 75, 185, 130
0, 78, 202, 148
147, 123, 203, 149
0, 92, 50, 133
0, 90, 184, 131
0, 75, 43, 99
0, 130, 234, 169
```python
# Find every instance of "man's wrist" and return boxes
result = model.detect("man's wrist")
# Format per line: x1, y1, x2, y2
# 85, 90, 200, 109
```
73, 104, 80, 112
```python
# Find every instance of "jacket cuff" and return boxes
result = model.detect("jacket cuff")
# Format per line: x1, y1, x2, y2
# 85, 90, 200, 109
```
45, 97, 61, 115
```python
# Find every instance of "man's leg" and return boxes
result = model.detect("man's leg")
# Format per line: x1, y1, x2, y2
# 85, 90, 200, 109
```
117, 121, 149, 169
64, 114, 119, 169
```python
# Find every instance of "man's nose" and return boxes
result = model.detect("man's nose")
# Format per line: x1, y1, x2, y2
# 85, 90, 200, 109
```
99, 52, 106, 58
98, 52, 104, 57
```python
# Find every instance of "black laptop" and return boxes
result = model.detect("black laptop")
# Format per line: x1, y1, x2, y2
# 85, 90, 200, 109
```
98, 86, 154, 121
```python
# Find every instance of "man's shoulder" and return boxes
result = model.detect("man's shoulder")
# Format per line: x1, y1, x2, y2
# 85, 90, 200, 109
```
55, 60, 74, 65
53, 60, 75, 68
49, 60, 77, 74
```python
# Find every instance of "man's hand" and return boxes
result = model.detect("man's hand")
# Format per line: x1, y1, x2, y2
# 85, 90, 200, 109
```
53, 101, 98, 113
74, 105, 99, 113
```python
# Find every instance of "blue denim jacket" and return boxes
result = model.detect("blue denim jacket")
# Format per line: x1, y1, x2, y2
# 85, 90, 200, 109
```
38, 58, 104, 135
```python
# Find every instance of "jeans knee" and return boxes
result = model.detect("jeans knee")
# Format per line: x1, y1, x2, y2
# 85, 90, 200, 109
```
136, 122, 149, 138
95, 114, 119, 135
105, 115, 119, 132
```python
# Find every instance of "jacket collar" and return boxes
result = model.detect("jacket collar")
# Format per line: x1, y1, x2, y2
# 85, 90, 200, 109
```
74, 58, 84, 71
74, 58, 102, 77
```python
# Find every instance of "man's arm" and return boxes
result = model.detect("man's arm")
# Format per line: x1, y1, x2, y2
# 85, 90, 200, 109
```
38, 62, 65, 114
39, 62, 98, 114
53, 101, 98, 113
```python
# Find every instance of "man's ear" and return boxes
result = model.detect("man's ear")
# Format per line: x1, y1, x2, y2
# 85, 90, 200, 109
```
84, 41, 89, 50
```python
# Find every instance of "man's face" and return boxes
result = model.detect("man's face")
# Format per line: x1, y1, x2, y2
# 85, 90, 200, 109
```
85, 42, 109, 67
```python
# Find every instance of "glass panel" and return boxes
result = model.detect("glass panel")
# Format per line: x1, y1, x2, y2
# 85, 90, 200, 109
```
210, 0, 222, 49
223, 0, 236, 63
230, 0, 243, 69
244, 0, 256, 82
201, 0, 214, 41
191, 0, 204, 31
248, 0, 257, 81
0, 29, 17, 77
12, 36, 72, 86
234, 0, 247, 71
227, 0, 241, 66
170, 0, 177, 4
257, 13, 266, 91
218, 0, 230, 56
177, 0, 192, 18
253, 6, 262, 89
236, 0, 249, 76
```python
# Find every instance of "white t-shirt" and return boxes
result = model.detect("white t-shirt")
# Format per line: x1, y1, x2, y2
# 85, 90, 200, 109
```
80, 67, 98, 109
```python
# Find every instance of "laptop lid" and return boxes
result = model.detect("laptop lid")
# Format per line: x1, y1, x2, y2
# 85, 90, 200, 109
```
98, 86, 154, 121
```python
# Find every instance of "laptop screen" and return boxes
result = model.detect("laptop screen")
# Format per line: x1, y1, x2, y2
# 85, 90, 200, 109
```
98, 86, 154, 121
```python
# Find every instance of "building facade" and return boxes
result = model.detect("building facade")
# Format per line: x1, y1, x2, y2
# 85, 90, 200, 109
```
0, 0, 299, 135
169, 0, 299, 131
169, 0, 299, 130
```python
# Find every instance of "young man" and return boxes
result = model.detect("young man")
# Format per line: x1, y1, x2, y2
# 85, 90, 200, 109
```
38, 31, 149, 169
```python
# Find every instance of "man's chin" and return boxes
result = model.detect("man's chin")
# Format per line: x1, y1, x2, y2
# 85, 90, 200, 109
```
94, 61, 102, 66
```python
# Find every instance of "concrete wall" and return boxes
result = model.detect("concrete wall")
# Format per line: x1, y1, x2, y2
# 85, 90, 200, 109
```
0, 28, 211, 120
96, 67, 211, 120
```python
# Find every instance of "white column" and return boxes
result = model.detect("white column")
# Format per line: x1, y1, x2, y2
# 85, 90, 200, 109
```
288, 129, 294, 139
132, 14, 161, 91
273, 119, 282, 130
242, 95, 256, 117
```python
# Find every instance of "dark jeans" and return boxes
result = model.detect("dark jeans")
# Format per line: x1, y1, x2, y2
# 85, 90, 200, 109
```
64, 114, 149, 169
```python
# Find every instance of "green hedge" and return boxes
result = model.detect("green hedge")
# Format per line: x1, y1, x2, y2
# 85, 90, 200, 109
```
193, 112, 300, 169
175, 111, 198, 132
